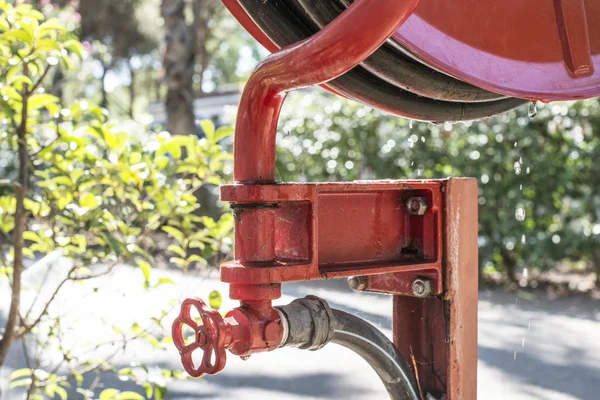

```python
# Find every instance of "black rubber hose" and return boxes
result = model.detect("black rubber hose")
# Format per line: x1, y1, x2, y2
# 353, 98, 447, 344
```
331, 309, 420, 400
278, 297, 420, 400
237, 0, 526, 122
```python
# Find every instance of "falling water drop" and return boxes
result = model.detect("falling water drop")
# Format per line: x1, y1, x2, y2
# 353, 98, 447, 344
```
515, 207, 526, 221
528, 102, 538, 119
514, 162, 522, 175
521, 234, 526, 244
409, 120, 413, 129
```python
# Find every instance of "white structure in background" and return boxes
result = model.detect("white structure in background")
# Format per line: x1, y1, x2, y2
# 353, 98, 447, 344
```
147, 89, 241, 131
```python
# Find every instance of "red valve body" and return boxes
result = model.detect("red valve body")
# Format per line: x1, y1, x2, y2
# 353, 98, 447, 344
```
172, 296, 284, 377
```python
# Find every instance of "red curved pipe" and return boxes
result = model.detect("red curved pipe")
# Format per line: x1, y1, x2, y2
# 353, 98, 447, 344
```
233, 0, 421, 183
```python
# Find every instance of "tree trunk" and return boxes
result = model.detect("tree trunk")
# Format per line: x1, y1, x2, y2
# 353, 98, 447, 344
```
0, 83, 28, 367
501, 248, 518, 284
195, 4, 211, 94
128, 59, 136, 119
592, 251, 600, 288
100, 64, 109, 110
161, 0, 196, 135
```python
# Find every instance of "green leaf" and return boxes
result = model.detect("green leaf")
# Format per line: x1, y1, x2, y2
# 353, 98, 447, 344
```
36, 18, 67, 37
102, 127, 118, 149
214, 126, 234, 143
198, 120, 215, 141
9, 378, 32, 388
79, 192, 99, 209
35, 38, 61, 52
8, 75, 33, 89
155, 277, 175, 287
63, 39, 82, 59
162, 226, 185, 244
136, 259, 151, 285
2, 29, 32, 44
28, 93, 58, 111
99, 388, 120, 400
118, 368, 135, 377
143, 382, 153, 399
167, 244, 186, 258
23, 231, 41, 243
117, 391, 145, 400
186, 254, 205, 264
54, 385, 68, 400
100, 232, 122, 257
130, 322, 141, 334
208, 290, 222, 310
154, 385, 167, 400
143, 334, 160, 348
8, 368, 32, 382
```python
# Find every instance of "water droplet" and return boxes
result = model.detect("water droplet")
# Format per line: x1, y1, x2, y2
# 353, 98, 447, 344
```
515, 207, 526, 221
522, 268, 528, 280
409, 120, 413, 129
526, 167, 531, 174
514, 141, 518, 148
521, 234, 526, 244
514, 351, 517, 360
528, 102, 537, 119
522, 338, 525, 347
241, 355, 251, 361
519, 184, 523, 191
514, 162, 522, 175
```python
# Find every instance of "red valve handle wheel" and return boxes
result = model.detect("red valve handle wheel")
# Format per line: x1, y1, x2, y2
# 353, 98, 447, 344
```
172, 297, 227, 377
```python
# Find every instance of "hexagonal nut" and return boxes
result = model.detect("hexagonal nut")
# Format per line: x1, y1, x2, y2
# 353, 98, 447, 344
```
411, 278, 432, 297
406, 196, 428, 215
347, 276, 368, 291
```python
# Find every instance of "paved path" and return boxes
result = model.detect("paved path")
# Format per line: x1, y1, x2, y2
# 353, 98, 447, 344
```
2, 259, 600, 399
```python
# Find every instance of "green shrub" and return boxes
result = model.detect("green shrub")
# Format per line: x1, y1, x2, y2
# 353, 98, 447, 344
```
0, 2, 233, 398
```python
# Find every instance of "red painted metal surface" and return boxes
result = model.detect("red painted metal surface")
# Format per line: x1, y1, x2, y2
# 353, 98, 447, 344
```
175, 3, 480, 398
172, 297, 284, 377
224, 0, 600, 102
232, 0, 421, 182
221, 181, 443, 292
393, 179, 478, 399
394, 0, 600, 101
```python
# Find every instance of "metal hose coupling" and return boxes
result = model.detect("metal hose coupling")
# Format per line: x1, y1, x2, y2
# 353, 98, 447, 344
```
275, 295, 336, 350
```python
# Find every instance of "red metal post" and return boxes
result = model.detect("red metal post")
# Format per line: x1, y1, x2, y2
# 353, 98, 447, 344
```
392, 179, 478, 399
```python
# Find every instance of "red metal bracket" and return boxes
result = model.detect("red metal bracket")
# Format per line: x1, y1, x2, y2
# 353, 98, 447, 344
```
221, 180, 443, 296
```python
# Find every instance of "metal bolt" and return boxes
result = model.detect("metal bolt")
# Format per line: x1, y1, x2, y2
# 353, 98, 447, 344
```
411, 278, 432, 297
347, 276, 368, 291
406, 196, 428, 215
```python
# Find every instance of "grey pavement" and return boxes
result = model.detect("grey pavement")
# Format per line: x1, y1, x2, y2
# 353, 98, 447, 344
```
1, 257, 600, 399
